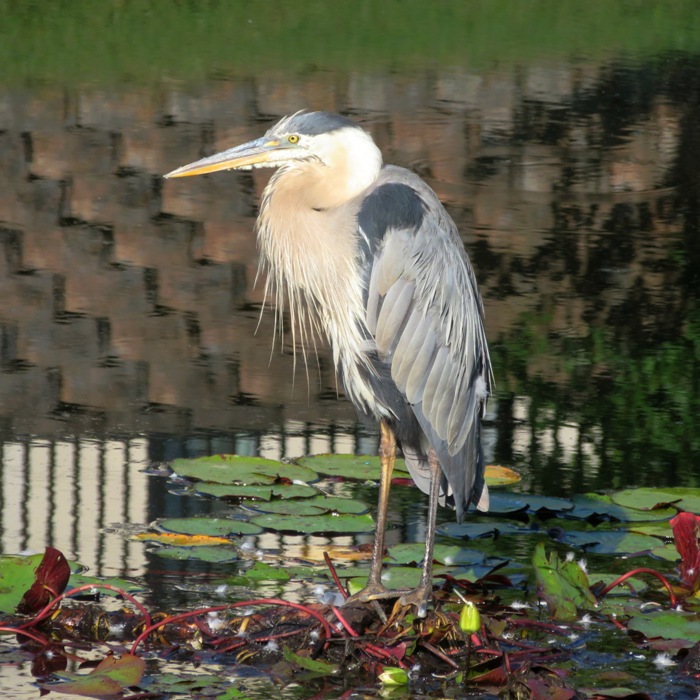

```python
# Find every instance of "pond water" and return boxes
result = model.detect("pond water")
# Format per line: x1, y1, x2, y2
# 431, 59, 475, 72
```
1, 3, 700, 698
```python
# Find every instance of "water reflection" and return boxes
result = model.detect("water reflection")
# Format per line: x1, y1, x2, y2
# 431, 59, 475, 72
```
1, 52, 700, 584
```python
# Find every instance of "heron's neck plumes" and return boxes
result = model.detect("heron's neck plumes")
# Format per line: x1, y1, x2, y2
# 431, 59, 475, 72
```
254, 127, 385, 414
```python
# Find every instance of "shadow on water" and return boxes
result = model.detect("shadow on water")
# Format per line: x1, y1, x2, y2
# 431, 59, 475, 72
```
1, 3, 700, 697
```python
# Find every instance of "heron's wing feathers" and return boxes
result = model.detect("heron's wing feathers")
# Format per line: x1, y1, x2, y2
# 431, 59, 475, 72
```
359, 166, 491, 520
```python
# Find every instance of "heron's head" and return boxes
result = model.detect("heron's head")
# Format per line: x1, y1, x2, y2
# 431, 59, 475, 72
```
165, 111, 383, 199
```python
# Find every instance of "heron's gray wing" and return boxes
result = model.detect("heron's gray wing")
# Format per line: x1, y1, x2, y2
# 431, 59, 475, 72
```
359, 166, 491, 521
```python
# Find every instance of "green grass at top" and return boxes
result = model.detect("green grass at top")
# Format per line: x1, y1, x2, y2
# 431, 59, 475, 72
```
0, 0, 699, 87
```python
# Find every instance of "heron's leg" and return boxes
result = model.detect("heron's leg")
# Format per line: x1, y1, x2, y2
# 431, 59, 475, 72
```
398, 447, 441, 617
343, 420, 406, 603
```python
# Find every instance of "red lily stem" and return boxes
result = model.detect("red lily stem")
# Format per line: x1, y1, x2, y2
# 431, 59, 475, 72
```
331, 606, 407, 668
323, 552, 349, 599
597, 568, 677, 607
130, 599, 332, 654
16, 583, 153, 631
331, 606, 358, 637
0, 625, 50, 646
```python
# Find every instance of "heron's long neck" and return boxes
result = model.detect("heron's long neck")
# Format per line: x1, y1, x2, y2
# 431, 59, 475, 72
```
256, 166, 387, 416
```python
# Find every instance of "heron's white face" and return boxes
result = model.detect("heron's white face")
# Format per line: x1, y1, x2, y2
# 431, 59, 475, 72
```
165, 119, 382, 200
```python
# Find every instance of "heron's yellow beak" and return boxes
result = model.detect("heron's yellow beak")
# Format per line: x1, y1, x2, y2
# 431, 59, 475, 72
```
164, 137, 281, 178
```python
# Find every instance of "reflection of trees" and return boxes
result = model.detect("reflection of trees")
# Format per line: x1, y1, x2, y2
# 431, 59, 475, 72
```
487, 55, 700, 495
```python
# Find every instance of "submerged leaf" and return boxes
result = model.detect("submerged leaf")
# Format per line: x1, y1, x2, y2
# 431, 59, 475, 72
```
282, 646, 338, 675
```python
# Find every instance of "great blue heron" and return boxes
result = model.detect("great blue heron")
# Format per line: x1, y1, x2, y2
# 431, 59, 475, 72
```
165, 111, 491, 616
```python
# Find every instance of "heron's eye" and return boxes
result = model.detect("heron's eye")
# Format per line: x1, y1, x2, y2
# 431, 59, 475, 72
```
287, 134, 300, 144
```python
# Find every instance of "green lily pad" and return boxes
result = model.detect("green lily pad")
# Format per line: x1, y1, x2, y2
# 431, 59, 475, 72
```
172, 455, 317, 485
239, 500, 328, 516
489, 492, 574, 514
533, 542, 596, 621
437, 521, 528, 539
622, 521, 673, 537
69, 575, 145, 595
297, 454, 410, 481
627, 611, 700, 642
560, 530, 664, 554
388, 543, 484, 566
610, 487, 700, 513
570, 493, 676, 523
589, 573, 649, 595
229, 561, 290, 584
151, 546, 240, 563
240, 494, 367, 516
158, 516, 263, 537
196, 482, 319, 500
250, 512, 375, 534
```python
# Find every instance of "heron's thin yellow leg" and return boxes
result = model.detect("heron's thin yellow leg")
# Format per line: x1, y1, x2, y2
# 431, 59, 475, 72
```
344, 420, 407, 604
399, 447, 441, 617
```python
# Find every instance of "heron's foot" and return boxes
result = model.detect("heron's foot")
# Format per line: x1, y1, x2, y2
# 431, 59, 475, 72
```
343, 581, 410, 606
399, 584, 432, 618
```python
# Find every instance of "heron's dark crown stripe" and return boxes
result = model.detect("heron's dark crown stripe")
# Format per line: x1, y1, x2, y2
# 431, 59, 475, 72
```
276, 111, 359, 136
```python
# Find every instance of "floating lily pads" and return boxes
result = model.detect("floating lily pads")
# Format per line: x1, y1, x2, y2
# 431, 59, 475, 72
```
151, 546, 240, 563
195, 482, 319, 500
297, 454, 410, 480
628, 611, 700, 642
238, 500, 329, 516
437, 520, 529, 539
158, 516, 263, 537
388, 542, 484, 566
610, 487, 700, 513
229, 561, 290, 584
250, 512, 375, 534
172, 455, 317, 485
240, 494, 368, 516
489, 492, 574, 515
559, 530, 663, 554
135, 532, 234, 546
570, 494, 676, 522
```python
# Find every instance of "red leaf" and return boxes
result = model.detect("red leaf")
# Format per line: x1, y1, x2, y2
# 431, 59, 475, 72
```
17, 547, 71, 614
670, 512, 700, 592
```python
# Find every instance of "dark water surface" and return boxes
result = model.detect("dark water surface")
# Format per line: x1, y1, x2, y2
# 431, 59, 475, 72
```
1, 3, 700, 697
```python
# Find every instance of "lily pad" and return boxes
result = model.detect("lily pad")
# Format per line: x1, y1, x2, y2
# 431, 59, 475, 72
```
488, 492, 574, 515
250, 512, 375, 534
297, 454, 410, 481
172, 455, 317, 485
196, 482, 319, 500
151, 546, 240, 563
135, 532, 234, 546
484, 465, 521, 487
438, 521, 529, 539
240, 495, 367, 516
610, 487, 700, 513
628, 611, 700, 642
158, 516, 263, 537
570, 494, 676, 522
388, 542, 484, 566
533, 542, 596, 621
559, 530, 663, 554
590, 573, 649, 595
230, 561, 290, 583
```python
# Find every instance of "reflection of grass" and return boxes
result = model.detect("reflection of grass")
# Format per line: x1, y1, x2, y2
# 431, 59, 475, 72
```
1, 0, 699, 86
494, 302, 700, 491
